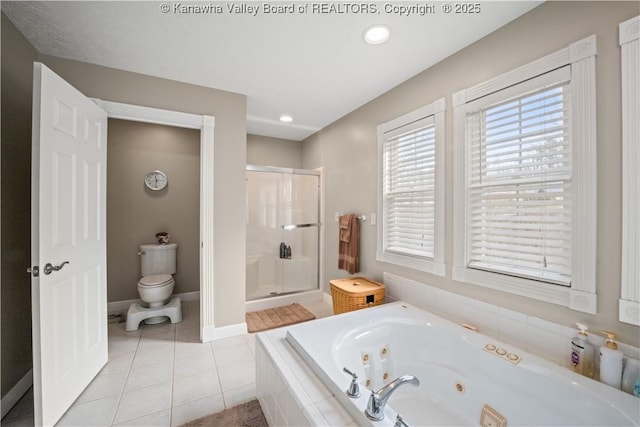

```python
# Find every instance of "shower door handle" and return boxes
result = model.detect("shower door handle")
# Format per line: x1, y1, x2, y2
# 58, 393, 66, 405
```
281, 223, 320, 230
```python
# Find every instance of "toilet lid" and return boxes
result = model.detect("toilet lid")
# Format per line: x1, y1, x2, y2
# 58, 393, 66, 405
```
139, 274, 173, 288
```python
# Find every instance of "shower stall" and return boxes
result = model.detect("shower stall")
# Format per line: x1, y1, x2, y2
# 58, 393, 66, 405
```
246, 166, 320, 301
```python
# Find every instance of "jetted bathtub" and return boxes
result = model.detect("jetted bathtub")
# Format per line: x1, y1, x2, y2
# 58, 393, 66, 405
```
286, 302, 640, 426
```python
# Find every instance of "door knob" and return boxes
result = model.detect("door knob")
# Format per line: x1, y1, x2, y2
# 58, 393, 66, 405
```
43, 261, 70, 275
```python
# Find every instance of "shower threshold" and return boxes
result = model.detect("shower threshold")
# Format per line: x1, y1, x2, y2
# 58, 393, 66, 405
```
245, 288, 325, 313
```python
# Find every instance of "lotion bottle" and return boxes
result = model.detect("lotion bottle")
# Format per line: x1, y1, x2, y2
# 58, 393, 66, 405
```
570, 323, 594, 378
600, 330, 623, 389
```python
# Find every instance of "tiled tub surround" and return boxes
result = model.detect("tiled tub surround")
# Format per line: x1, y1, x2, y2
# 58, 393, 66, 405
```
256, 273, 640, 427
382, 273, 640, 370
256, 328, 356, 427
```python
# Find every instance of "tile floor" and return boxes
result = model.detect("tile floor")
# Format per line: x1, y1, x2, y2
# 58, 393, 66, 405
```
2, 299, 333, 427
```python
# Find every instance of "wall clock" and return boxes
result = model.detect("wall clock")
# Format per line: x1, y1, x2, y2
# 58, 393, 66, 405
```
144, 170, 168, 191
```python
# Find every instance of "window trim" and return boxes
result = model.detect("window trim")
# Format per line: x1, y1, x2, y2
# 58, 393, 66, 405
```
377, 98, 446, 276
452, 35, 597, 313
619, 16, 640, 326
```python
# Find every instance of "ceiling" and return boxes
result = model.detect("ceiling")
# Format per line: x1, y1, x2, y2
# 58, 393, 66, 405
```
3, 1, 542, 141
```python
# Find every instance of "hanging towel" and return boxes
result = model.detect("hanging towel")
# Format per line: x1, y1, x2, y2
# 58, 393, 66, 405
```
339, 214, 351, 242
338, 214, 360, 274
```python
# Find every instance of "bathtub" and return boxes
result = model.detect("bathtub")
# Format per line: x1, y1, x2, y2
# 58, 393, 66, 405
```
285, 302, 640, 426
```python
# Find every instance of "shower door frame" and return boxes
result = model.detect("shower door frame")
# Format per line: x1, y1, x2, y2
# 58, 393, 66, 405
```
246, 164, 323, 300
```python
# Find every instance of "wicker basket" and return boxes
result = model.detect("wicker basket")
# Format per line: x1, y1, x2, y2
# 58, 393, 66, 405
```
330, 277, 385, 314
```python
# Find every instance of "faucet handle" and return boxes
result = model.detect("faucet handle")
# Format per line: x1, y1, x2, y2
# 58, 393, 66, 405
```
342, 367, 360, 398
395, 414, 410, 427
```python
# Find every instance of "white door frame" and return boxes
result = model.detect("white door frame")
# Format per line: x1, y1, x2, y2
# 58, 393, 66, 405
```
92, 99, 215, 341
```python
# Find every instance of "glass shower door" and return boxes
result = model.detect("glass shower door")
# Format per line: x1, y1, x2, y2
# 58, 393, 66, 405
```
279, 172, 319, 293
246, 167, 319, 301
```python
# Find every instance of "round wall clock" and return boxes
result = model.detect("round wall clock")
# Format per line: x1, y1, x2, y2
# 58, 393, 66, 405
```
144, 170, 168, 191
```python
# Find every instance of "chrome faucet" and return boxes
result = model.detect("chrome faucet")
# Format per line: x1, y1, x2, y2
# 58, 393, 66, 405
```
394, 414, 410, 427
342, 367, 360, 398
365, 375, 420, 421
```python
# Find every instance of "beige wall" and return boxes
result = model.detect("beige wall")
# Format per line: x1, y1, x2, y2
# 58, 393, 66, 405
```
1, 13, 37, 398
36, 56, 248, 328
107, 119, 200, 302
302, 1, 640, 346
247, 134, 302, 168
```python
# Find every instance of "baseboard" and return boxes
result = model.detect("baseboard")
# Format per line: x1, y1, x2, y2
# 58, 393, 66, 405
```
201, 322, 248, 343
107, 291, 200, 314
322, 291, 333, 306
1, 369, 32, 419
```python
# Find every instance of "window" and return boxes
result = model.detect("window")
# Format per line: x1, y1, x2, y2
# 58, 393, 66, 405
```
466, 68, 571, 285
453, 36, 597, 313
377, 99, 445, 275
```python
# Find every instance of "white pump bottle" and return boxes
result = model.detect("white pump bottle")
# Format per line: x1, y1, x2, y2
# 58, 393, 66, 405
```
600, 330, 623, 389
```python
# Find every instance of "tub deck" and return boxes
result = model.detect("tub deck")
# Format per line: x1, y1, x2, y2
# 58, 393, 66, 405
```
257, 302, 640, 427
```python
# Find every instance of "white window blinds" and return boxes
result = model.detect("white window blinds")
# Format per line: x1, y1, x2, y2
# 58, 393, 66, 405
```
382, 116, 436, 259
465, 66, 572, 285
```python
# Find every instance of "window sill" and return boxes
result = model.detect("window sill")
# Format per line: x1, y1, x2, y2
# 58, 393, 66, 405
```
453, 266, 572, 308
378, 251, 446, 277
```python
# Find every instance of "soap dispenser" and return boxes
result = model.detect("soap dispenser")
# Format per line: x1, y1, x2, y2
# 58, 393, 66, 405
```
570, 323, 594, 378
600, 330, 623, 389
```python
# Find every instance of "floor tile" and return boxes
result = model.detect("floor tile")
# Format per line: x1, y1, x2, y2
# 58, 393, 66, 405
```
302, 301, 334, 319
173, 351, 215, 379
217, 359, 255, 392
137, 332, 176, 352
109, 336, 140, 355
75, 370, 128, 404
174, 323, 200, 341
108, 323, 142, 339
140, 321, 176, 337
2, 297, 309, 426
131, 343, 174, 369
56, 394, 119, 426
124, 361, 173, 391
172, 370, 221, 407
114, 381, 172, 424
210, 335, 247, 352
98, 352, 135, 376
222, 382, 256, 409
113, 409, 170, 426
174, 338, 211, 360
212, 341, 253, 367
170, 394, 225, 427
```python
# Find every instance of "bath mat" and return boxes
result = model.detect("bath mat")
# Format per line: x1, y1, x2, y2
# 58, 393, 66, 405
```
246, 303, 315, 333
180, 399, 268, 427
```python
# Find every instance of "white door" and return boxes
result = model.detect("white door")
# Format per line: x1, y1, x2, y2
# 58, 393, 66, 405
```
30, 62, 108, 426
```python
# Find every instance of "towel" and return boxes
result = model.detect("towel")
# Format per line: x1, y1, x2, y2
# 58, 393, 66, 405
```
338, 214, 360, 274
339, 214, 351, 242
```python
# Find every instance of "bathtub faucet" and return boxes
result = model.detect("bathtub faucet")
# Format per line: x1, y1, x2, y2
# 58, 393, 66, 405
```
365, 375, 420, 421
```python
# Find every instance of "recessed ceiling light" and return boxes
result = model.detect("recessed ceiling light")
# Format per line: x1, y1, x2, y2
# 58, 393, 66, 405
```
279, 115, 293, 123
363, 25, 391, 45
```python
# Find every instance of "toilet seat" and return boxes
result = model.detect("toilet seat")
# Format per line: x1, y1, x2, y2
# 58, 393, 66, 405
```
138, 274, 173, 288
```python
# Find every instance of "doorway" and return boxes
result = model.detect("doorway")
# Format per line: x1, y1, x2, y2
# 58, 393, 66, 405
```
106, 119, 200, 306
94, 100, 216, 340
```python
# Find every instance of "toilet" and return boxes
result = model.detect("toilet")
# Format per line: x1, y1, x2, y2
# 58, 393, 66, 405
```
125, 243, 182, 331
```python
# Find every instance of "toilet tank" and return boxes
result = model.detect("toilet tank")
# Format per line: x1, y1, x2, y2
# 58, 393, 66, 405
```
140, 243, 178, 276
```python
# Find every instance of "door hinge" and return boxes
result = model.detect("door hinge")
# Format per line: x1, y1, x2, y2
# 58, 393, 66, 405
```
27, 266, 40, 277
